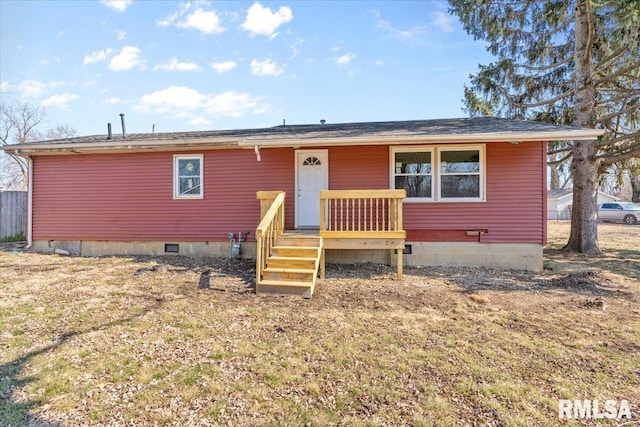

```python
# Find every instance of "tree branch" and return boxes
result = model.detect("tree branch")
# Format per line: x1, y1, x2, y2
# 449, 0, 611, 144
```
595, 104, 640, 125
599, 129, 640, 147
599, 143, 640, 166
548, 151, 573, 165
594, 90, 640, 106
594, 62, 640, 86
594, 47, 626, 71
507, 87, 574, 109
514, 56, 572, 72
547, 145, 573, 156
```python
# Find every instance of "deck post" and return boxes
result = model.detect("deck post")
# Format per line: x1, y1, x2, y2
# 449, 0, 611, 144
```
320, 248, 326, 280
319, 189, 406, 280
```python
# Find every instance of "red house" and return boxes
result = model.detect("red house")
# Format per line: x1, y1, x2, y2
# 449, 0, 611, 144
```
3, 118, 601, 296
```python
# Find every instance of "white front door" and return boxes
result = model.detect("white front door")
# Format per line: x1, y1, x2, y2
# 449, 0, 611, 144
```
296, 150, 328, 228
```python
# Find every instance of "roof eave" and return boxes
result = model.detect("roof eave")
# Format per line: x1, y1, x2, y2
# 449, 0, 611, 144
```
1, 138, 240, 156
239, 129, 605, 148
1, 128, 604, 156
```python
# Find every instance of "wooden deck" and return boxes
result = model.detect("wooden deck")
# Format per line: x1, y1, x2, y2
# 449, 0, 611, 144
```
255, 190, 406, 298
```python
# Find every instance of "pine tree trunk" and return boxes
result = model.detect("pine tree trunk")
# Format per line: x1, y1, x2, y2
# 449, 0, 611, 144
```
564, 0, 601, 255
566, 141, 600, 253
631, 174, 640, 203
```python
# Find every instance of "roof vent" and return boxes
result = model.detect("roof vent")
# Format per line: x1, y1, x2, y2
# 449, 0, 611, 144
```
119, 113, 126, 139
320, 119, 326, 125
107, 123, 112, 140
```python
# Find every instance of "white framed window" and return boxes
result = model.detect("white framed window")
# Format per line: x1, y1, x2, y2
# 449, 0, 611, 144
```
392, 148, 434, 200
173, 154, 203, 199
391, 145, 485, 202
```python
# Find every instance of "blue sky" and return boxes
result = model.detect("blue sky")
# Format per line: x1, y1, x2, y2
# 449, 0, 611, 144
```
0, 0, 493, 137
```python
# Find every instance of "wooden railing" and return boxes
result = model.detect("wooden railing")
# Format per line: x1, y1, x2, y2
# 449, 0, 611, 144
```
255, 191, 286, 285
320, 189, 406, 238
319, 189, 406, 279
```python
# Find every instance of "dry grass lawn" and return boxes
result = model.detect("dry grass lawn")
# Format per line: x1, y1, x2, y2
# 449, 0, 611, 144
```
1, 222, 639, 426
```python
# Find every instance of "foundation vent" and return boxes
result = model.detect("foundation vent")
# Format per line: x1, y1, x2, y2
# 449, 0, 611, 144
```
164, 243, 179, 253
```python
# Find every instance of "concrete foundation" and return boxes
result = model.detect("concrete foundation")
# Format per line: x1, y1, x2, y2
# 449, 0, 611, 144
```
32, 240, 542, 271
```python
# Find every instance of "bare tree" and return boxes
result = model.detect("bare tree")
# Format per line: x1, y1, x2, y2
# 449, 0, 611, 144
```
45, 123, 78, 141
0, 101, 76, 190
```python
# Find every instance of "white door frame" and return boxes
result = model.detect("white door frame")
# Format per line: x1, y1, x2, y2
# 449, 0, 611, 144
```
295, 149, 328, 228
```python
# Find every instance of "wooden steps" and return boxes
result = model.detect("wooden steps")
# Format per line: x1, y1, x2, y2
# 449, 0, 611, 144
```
256, 233, 322, 298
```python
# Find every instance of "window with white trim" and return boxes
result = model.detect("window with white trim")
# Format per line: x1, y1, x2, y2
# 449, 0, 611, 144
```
174, 154, 203, 199
391, 145, 485, 202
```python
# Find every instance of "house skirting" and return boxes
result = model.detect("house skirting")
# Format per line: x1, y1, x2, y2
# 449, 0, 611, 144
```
32, 240, 258, 259
324, 242, 542, 271
32, 240, 543, 271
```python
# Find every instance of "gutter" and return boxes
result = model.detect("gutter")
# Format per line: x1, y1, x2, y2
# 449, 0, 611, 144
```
238, 129, 606, 149
26, 157, 33, 249
1, 128, 605, 156
2, 138, 241, 156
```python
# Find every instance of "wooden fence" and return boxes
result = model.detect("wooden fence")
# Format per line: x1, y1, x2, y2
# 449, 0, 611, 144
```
0, 191, 27, 241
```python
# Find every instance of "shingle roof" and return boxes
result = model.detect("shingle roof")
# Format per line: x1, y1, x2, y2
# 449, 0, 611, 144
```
547, 189, 573, 200
2, 117, 604, 155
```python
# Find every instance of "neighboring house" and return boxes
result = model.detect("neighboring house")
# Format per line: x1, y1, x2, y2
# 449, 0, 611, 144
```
547, 188, 618, 221
1, 117, 603, 273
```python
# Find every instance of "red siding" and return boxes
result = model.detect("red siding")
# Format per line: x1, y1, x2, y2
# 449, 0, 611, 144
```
327, 142, 545, 244
32, 142, 545, 244
32, 148, 295, 241
329, 145, 389, 189
402, 142, 545, 243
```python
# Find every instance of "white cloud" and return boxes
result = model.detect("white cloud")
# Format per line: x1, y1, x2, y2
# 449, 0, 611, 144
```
250, 58, 285, 76
16, 80, 46, 97
116, 30, 127, 40
159, 3, 224, 36
0, 81, 9, 92
136, 86, 203, 113
109, 46, 145, 71
204, 91, 269, 116
211, 60, 237, 74
179, 8, 224, 34
375, 59, 384, 66
83, 48, 113, 65
336, 53, 356, 67
57, 30, 64, 37
242, 2, 293, 37
373, 10, 428, 40
153, 58, 202, 72
41, 93, 79, 109
103, 96, 123, 104
99, 0, 132, 12
12, 80, 65, 98
158, 2, 190, 27
431, 11, 454, 33
133, 86, 269, 119
189, 116, 211, 126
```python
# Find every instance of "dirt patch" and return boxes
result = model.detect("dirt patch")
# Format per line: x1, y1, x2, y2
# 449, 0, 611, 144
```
545, 271, 613, 292
1, 222, 639, 426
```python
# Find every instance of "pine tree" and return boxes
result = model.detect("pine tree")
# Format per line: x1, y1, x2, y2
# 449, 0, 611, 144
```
449, 0, 640, 254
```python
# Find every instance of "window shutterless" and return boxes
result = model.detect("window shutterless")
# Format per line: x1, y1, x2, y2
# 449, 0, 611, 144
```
173, 154, 204, 199
391, 145, 485, 202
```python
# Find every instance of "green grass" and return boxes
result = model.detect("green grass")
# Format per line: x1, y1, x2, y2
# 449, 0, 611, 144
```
0, 231, 26, 243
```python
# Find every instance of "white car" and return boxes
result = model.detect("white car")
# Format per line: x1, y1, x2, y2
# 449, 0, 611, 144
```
598, 202, 640, 225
